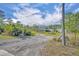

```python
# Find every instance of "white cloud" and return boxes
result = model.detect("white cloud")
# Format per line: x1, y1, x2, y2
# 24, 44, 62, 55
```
11, 19, 18, 23
68, 4, 74, 8
13, 8, 43, 25
4, 18, 17, 23
19, 3, 30, 7
13, 4, 62, 26
65, 3, 76, 11
73, 8, 79, 13
54, 5, 62, 14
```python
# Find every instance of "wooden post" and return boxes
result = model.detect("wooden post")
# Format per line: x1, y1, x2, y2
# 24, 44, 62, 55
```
62, 3, 66, 46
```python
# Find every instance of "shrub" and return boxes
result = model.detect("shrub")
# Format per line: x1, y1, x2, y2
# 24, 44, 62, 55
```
11, 29, 22, 36
0, 28, 4, 34
53, 37, 61, 42
24, 31, 36, 36
24, 31, 32, 36
45, 29, 51, 32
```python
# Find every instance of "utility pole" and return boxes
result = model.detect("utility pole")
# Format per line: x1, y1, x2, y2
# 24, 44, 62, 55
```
61, 3, 66, 46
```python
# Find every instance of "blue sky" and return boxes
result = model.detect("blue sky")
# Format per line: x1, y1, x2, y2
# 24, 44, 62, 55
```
0, 3, 79, 25
65, 3, 79, 13
0, 3, 60, 18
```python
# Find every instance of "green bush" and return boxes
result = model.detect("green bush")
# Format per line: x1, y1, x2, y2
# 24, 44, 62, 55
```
45, 29, 51, 32
0, 28, 4, 34
11, 29, 22, 36
24, 31, 36, 36
24, 31, 32, 36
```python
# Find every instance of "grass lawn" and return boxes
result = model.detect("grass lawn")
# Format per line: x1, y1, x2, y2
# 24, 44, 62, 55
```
40, 32, 60, 36
0, 35, 16, 40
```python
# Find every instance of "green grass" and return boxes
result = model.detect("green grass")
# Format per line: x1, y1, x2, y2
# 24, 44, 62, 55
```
30, 31, 38, 36
0, 35, 16, 40
40, 32, 60, 36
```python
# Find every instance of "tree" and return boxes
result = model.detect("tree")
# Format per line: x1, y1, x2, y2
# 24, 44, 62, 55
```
11, 21, 23, 36
65, 13, 79, 33
65, 12, 79, 44
0, 10, 5, 34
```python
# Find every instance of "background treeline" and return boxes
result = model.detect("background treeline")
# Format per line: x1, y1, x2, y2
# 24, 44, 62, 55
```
0, 9, 79, 39
65, 12, 79, 33
0, 10, 37, 36
0, 10, 62, 37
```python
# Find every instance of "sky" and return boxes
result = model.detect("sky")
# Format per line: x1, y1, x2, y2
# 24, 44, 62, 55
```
0, 3, 79, 25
